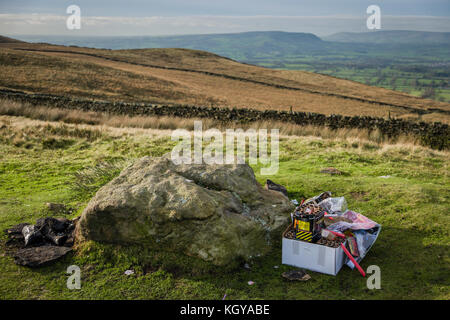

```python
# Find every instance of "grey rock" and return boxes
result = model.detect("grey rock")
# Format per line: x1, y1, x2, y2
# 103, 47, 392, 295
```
77, 155, 294, 266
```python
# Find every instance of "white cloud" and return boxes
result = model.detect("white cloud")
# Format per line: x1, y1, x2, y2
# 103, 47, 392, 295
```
1, 13, 449, 36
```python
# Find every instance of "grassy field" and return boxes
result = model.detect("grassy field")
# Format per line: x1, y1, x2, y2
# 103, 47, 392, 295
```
1, 38, 449, 124
18, 32, 449, 104
279, 62, 450, 104
0, 114, 448, 300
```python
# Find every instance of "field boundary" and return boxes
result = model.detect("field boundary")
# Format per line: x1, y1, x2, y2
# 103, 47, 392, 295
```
1, 88, 448, 149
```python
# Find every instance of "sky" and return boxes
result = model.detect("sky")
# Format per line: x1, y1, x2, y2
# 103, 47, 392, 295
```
0, 0, 449, 36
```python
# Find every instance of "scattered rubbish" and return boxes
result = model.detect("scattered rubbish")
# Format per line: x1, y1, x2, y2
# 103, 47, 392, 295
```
124, 269, 135, 276
320, 167, 343, 175
281, 269, 311, 281
5, 223, 30, 241
22, 225, 42, 247
290, 199, 299, 206
265, 179, 288, 197
379, 175, 391, 179
319, 197, 347, 215
4, 216, 78, 267
247, 281, 255, 286
321, 229, 345, 241
243, 263, 251, 270
340, 243, 365, 277
347, 236, 360, 257
273, 265, 279, 269
323, 215, 352, 228
13, 246, 72, 267
316, 237, 345, 248
293, 201, 324, 242
222, 293, 227, 300
321, 229, 337, 241
282, 191, 381, 276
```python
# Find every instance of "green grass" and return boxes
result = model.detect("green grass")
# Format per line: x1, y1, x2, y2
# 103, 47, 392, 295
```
0, 120, 449, 300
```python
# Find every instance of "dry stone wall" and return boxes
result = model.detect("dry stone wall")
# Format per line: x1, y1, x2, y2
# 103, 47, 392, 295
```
1, 89, 448, 150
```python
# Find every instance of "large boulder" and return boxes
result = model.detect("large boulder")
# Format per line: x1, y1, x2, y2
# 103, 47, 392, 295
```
76, 155, 294, 266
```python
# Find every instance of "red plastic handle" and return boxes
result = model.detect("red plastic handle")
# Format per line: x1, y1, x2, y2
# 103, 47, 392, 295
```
340, 243, 366, 277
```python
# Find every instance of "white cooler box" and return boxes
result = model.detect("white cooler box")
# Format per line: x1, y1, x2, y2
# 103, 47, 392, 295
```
282, 226, 381, 276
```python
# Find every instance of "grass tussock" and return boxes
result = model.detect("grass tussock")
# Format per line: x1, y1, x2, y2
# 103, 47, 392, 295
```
72, 160, 129, 196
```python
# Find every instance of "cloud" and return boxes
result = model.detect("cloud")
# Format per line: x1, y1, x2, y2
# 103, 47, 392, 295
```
1, 13, 449, 36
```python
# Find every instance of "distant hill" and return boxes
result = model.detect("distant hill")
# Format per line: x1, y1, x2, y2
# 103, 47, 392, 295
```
323, 30, 450, 44
15, 30, 449, 60
0, 36, 23, 43
15, 31, 324, 58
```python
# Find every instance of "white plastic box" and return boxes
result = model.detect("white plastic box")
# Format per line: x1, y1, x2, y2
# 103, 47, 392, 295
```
281, 227, 381, 276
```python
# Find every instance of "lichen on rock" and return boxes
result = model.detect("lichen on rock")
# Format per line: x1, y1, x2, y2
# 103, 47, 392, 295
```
76, 154, 294, 266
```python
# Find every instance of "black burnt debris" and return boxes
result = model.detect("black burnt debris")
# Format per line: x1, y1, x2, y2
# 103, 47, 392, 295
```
281, 269, 311, 281
265, 179, 288, 197
4, 217, 78, 267
14, 246, 73, 267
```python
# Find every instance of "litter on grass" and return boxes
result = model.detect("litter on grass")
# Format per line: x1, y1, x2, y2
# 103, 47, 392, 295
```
4, 217, 77, 267
282, 191, 381, 276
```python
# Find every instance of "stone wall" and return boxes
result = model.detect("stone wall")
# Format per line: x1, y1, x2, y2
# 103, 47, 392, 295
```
1, 89, 448, 150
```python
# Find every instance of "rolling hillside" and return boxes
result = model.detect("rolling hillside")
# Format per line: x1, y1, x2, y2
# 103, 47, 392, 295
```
14, 31, 450, 103
0, 36, 449, 123
323, 30, 450, 44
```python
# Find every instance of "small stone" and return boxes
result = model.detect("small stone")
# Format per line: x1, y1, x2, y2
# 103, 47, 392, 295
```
320, 167, 342, 175
282, 269, 311, 281
46, 203, 67, 213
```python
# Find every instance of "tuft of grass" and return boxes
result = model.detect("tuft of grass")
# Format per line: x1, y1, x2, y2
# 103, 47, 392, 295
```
71, 160, 128, 197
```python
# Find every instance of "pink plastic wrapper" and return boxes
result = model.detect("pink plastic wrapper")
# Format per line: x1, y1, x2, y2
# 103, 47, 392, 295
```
342, 210, 378, 230
327, 210, 378, 232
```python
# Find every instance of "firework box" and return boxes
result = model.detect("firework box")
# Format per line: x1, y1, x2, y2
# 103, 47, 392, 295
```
281, 226, 381, 276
